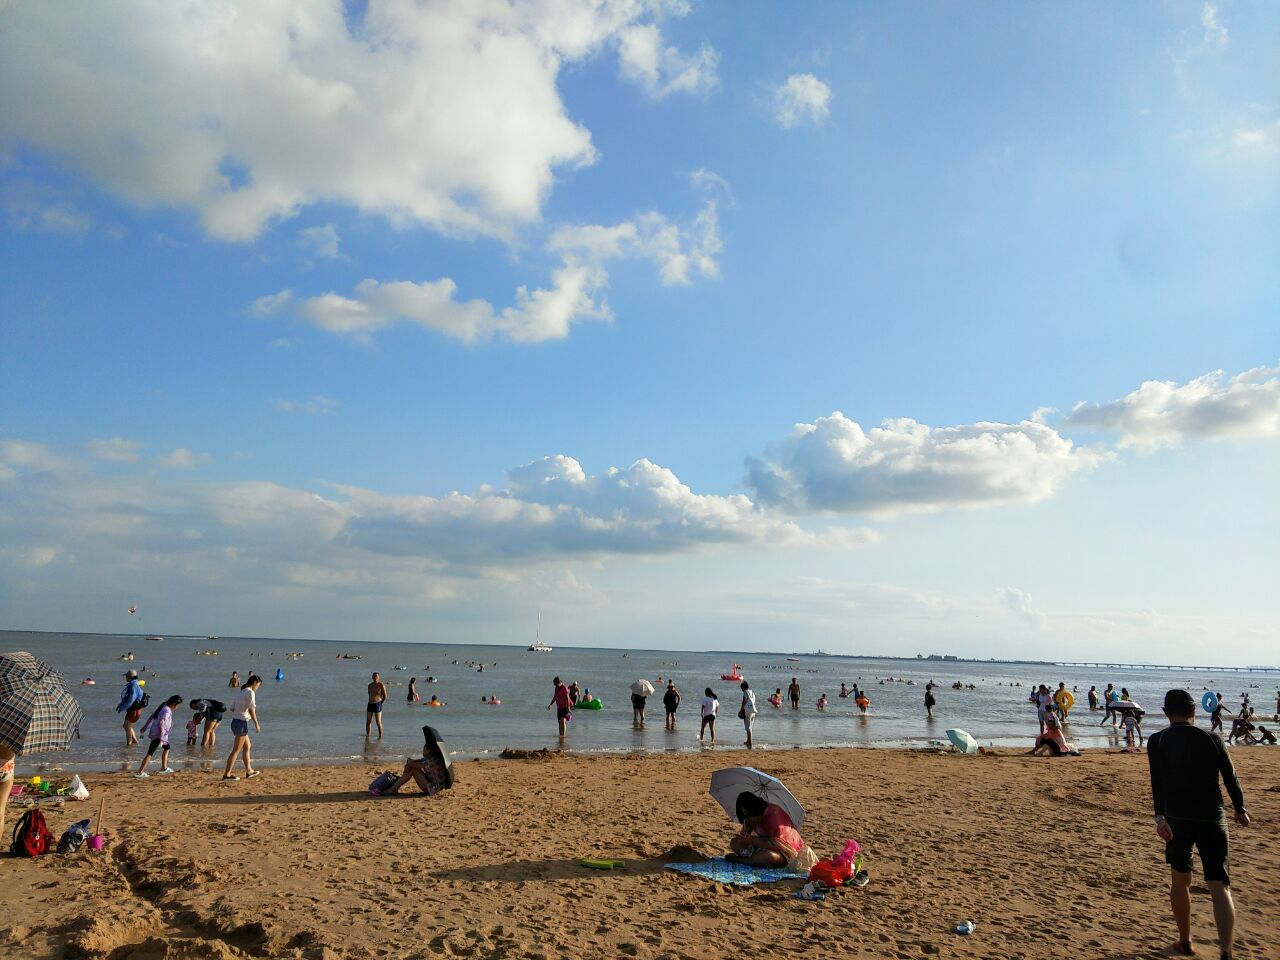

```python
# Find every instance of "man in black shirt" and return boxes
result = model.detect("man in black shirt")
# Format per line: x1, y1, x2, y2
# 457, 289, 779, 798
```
1147, 688, 1250, 960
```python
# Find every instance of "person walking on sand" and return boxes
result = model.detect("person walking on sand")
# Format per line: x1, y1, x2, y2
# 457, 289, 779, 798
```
223, 675, 263, 781
740, 680, 757, 749
1148, 688, 1249, 960
924, 682, 937, 719
663, 681, 681, 730
366, 672, 388, 739
699, 687, 718, 742
787, 677, 800, 710
547, 676, 572, 738
116, 669, 145, 745
135, 695, 182, 778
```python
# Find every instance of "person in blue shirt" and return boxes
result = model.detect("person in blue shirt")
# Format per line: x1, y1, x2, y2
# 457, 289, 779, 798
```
116, 669, 144, 745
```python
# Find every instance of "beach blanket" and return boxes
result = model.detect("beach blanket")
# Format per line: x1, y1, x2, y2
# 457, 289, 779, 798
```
664, 858, 808, 886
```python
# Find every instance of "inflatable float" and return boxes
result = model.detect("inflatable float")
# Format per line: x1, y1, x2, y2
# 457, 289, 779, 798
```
81, 679, 95, 685
1054, 689, 1075, 711
1202, 691, 1219, 712
575, 698, 602, 710
855, 696, 870, 709
720, 663, 744, 681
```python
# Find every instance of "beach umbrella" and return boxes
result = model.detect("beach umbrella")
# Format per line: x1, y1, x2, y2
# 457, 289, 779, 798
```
0, 651, 85, 755
709, 766, 805, 829
421, 724, 454, 790
631, 679, 655, 697
945, 728, 978, 754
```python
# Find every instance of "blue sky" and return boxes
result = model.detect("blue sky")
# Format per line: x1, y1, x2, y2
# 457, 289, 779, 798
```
1, 1, 1276, 662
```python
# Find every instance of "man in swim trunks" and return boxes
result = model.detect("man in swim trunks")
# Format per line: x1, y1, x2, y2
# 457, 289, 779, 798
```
788, 677, 800, 709
366, 672, 388, 739
1148, 688, 1250, 960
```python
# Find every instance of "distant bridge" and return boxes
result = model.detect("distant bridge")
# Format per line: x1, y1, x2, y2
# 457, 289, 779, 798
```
1056, 662, 1280, 674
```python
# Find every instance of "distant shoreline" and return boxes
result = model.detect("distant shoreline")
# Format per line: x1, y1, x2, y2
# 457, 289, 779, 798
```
2, 627, 1276, 672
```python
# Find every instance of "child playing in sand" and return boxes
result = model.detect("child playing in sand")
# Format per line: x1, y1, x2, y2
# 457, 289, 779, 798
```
186, 711, 205, 746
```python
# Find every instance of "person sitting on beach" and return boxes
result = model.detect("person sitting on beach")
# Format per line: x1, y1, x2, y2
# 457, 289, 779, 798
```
1255, 725, 1276, 745
384, 727, 453, 796
1029, 714, 1079, 756
726, 792, 819, 872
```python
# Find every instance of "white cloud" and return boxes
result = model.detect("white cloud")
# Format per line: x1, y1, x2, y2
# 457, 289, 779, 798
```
273, 195, 721, 344
772, 73, 832, 129
745, 412, 1102, 517
298, 223, 340, 260
276, 395, 340, 415
0, 0, 716, 242
1201, 3, 1228, 47
617, 23, 718, 99
1063, 365, 1280, 451
86, 437, 145, 463
1, 180, 93, 236
156, 448, 211, 470
998, 587, 1048, 631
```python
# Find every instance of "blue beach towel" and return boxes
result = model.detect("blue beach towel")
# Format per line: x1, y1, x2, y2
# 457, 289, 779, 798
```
665, 857, 809, 886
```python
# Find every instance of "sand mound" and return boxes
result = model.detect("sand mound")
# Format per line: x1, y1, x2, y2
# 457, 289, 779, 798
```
498, 747, 556, 760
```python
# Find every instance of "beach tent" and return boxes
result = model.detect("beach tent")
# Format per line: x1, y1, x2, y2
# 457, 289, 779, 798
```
945, 729, 979, 754
709, 766, 805, 829
421, 724, 454, 790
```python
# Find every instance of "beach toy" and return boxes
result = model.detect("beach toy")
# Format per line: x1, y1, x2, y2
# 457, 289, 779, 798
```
29, 775, 42, 787
87, 835, 105, 851
576, 698, 602, 709
855, 697, 870, 708
275, 669, 284, 681
580, 858, 625, 870
720, 664, 744, 681
138, 680, 145, 687
1054, 689, 1074, 710
1202, 691, 1219, 712
488, 699, 501, 705
82, 679, 96, 685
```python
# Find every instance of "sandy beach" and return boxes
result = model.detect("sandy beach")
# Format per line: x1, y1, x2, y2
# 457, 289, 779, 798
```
1, 746, 1276, 960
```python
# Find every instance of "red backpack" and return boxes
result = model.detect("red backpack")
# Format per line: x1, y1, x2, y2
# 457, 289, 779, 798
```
10, 809, 53, 857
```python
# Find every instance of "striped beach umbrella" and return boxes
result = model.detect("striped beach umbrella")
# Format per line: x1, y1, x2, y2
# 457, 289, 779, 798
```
0, 651, 85, 755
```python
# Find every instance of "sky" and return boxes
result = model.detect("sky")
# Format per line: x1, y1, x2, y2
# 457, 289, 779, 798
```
1, 1, 1277, 664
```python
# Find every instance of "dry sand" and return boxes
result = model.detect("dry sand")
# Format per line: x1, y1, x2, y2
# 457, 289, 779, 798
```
1, 746, 1276, 960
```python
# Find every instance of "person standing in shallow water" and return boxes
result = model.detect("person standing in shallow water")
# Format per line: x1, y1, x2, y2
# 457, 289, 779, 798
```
924, 682, 937, 719
366, 672, 388, 739
788, 677, 800, 709
1148, 688, 1249, 960
547, 676, 571, 738
740, 681, 757, 749
663, 681, 681, 730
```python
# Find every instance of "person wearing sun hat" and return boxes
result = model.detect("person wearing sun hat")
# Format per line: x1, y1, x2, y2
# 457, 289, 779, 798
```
116, 669, 145, 745
1147, 688, 1250, 960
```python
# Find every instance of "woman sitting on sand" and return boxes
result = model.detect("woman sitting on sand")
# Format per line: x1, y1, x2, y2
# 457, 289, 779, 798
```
726, 792, 819, 872
1029, 714, 1079, 756
384, 727, 454, 796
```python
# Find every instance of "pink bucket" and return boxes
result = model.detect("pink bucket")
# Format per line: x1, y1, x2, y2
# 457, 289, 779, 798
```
87, 835, 105, 851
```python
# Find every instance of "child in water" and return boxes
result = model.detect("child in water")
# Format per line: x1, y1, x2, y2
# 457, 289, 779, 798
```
1120, 709, 1143, 752
186, 711, 205, 746
816, 694, 828, 711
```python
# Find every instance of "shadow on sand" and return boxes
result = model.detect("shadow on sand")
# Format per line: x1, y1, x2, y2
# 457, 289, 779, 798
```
430, 856, 671, 883
182, 790, 373, 806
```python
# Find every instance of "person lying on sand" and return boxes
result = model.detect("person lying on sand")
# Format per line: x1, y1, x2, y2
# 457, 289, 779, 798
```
726, 792, 818, 872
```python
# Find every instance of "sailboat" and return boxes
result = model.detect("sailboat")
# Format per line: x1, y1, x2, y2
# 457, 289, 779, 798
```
528, 612, 553, 653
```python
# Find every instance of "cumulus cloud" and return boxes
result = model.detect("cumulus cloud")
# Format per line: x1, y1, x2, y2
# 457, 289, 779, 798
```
772, 73, 831, 129
276, 395, 340, 415
745, 413, 1101, 517
86, 437, 144, 463
617, 23, 718, 99
0, 0, 716, 242
298, 223, 340, 260
268, 194, 722, 344
156, 448, 211, 470
1063, 365, 1280, 451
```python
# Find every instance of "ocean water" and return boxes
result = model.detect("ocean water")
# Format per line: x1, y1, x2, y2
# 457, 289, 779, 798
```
3, 630, 1274, 773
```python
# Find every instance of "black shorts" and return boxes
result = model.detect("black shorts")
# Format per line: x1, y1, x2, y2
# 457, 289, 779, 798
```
631, 694, 646, 709
557, 707, 570, 720
367, 701, 383, 714
145, 738, 166, 757
1165, 817, 1230, 884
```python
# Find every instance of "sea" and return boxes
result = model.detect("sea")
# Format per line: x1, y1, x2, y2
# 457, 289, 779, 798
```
3, 630, 1274, 774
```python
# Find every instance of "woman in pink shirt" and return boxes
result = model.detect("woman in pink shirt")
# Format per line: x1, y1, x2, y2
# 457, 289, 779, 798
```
727, 792, 818, 871
546, 676, 572, 738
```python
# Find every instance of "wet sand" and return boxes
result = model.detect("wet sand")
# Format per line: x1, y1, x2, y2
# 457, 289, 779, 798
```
1, 746, 1277, 960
